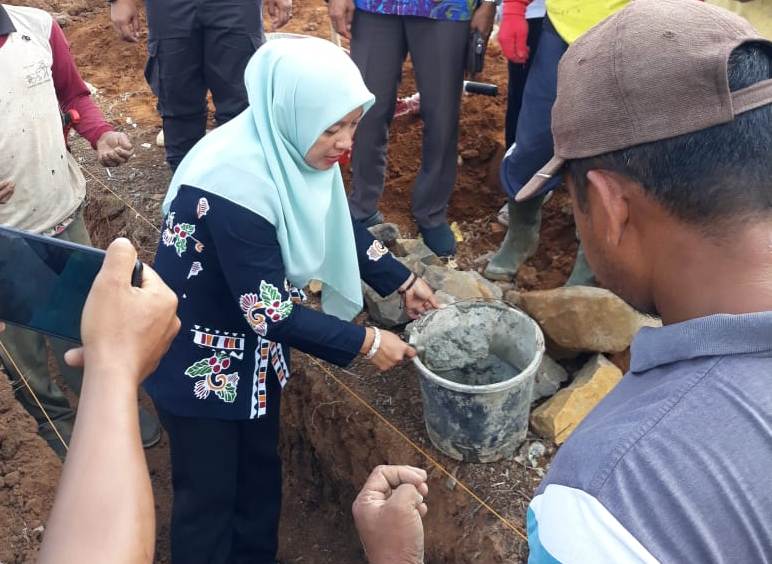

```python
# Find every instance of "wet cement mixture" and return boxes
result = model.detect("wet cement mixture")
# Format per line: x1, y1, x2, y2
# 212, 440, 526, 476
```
0, 0, 578, 561
437, 354, 519, 387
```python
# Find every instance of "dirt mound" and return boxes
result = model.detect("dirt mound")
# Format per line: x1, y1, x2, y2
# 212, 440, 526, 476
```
0, 373, 61, 563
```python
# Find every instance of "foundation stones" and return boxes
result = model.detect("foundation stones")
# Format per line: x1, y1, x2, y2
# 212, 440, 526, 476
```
533, 355, 570, 401
422, 266, 503, 302
393, 238, 444, 266
363, 238, 504, 326
363, 284, 410, 328
530, 354, 623, 444
505, 286, 660, 354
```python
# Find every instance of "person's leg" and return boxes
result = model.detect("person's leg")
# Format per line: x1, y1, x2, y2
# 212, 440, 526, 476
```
499, 17, 544, 227
404, 16, 469, 255
230, 388, 282, 563
157, 408, 239, 564
0, 326, 74, 457
348, 11, 408, 224
145, 31, 208, 171
565, 242, 596, 286
201, 0, 262, 126
50, 213, 162, 446
504, 17, 544, 149
485, 19, 567, 280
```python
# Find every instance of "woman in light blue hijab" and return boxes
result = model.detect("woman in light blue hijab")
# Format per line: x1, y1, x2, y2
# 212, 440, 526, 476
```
145, 36, 438, 563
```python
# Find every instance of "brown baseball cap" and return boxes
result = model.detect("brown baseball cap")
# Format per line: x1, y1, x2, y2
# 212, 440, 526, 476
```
516, 0, 772, 201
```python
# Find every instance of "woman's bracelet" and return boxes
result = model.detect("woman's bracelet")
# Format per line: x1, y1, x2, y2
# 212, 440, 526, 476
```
364, 327, 382, 360
398, 273, 418, 295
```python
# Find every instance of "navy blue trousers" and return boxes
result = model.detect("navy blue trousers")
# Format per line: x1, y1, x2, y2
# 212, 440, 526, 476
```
157, 404, 282, 564
500, 18, 567, 199
505, 17, 544, 148
144, 0, 263, 170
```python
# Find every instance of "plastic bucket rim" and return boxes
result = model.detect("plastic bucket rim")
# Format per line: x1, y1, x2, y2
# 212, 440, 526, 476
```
411, 302, 545, 394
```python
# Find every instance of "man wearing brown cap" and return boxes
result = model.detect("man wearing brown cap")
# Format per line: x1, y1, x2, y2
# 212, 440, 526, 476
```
352, 0, 772, 561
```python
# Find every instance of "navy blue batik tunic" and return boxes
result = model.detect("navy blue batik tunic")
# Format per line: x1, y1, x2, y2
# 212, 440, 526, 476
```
145, 185, 410, 420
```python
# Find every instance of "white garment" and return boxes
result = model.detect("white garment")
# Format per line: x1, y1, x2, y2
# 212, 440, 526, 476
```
527, 0, 547, 19
0, 5, 85, 233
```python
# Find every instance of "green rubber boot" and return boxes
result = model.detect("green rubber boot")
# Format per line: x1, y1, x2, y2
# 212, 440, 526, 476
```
565, 243, 596, 286
484, 195, 545, 281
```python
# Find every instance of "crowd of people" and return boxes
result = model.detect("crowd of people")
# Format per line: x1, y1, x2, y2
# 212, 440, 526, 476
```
1, 0, 771, 562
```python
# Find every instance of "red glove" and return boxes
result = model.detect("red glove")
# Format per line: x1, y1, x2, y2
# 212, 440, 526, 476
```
499, 0, 531, 64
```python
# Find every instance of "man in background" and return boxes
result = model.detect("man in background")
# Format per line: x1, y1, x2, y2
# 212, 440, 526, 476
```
329, 0, 497, 257
110, 0, 292, 171
0, 3, 160, 456
485, 0, 628, 283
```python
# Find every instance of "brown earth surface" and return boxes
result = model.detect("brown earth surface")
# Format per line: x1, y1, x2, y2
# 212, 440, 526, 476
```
1, 0, 579, 561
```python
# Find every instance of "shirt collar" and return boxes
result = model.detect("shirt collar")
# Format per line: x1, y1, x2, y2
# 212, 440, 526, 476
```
630, 312, 772, 373
0, 6, 15, 36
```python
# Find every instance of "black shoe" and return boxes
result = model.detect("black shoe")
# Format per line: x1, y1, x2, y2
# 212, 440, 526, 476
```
419, 223, 456, 257
139, 406, 162, 448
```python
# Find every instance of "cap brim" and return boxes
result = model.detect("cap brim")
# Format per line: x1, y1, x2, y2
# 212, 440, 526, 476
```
515, 156, 566, 202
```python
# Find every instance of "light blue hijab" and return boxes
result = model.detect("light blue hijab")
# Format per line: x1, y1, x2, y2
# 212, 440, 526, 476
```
163, 37, 375, 321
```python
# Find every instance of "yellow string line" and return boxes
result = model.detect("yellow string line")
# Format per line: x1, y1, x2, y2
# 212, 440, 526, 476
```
83, 167, 162, 235
307, 356, 529, 542
83, 167, 204, 246
0, 340, 69, 452
82, 163, 529, 543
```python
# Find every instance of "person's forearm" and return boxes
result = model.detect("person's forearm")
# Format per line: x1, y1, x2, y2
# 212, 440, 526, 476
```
39, 354, 154, 564
49, 20, 114, 147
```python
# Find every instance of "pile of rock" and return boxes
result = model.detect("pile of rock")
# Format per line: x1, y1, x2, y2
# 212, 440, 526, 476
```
362, 225, 503, 328
506, 286, 659, 444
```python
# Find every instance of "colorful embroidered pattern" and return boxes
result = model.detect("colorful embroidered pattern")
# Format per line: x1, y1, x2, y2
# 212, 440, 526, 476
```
250, 339, 291, 418
190, 327, 245, 352
269, 342, 290, 388
284, 279, 306, 304
161, 212, 196, 257
187, 261, 203, 279
239, 281, 294, 336
185, 352, 239, 403
366, 240, 389, 262
196, 197, 210, 219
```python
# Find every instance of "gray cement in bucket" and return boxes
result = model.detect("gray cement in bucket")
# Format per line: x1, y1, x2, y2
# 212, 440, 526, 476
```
408, 301, 545, 462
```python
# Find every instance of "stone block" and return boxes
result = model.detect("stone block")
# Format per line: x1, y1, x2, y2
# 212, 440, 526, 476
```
530, 354, 623, 444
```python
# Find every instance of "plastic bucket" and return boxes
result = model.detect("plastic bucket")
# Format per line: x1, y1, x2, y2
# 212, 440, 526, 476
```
408, 301, 544, 463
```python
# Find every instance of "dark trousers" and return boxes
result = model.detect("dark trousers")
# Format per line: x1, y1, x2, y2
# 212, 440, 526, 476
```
348, 11, 469, 229
157, 406, 282, 564
144, 0, 263, 170
500, 18, 567, 198
505, 17, 544, 148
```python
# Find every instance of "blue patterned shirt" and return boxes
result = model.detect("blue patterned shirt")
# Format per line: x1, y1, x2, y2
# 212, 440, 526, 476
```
355, 0, 478, 21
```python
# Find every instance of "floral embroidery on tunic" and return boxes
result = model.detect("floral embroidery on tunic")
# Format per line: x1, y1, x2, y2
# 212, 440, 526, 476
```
185, 351, 239, 403
161, 212, 197, 257
239, 281, 294, 336
366, 240, 389, 262
196, 197, 210, 219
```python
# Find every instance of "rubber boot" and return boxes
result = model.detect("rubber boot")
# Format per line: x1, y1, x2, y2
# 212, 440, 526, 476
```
565, 243, 596, 286
484, 195, 545, 281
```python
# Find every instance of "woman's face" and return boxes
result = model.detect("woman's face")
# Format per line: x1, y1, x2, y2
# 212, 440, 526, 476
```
304, 107, 364, 170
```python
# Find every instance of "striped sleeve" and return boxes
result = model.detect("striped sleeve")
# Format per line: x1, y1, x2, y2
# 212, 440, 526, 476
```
527, 484, 659, 564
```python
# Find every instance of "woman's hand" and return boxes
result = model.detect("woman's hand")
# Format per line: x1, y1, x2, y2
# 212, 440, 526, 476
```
400, 275, 440, 319
361, 327, 416, 371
